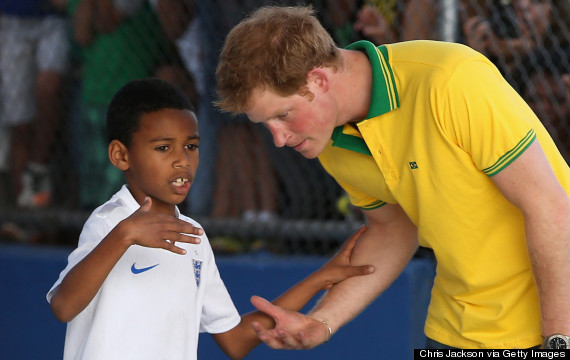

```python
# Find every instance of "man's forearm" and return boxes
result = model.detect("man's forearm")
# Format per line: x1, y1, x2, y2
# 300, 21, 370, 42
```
526, 200, 570, 336
310, 210, 418, 333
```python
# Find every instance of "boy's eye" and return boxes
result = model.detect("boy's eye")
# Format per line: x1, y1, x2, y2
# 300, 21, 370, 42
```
277, 112, 288, 119
155, 145, 169, 152
185, 143, 199, 151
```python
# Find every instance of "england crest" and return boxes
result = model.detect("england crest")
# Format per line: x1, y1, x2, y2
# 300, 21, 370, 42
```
192, 258, 202, 287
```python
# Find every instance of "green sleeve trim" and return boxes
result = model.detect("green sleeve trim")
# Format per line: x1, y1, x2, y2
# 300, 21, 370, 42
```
484, 129, 536, 176
359, 200, 387, 210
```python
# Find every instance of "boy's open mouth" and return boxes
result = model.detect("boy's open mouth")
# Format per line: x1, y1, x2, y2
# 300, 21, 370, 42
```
172, 178, 189, 187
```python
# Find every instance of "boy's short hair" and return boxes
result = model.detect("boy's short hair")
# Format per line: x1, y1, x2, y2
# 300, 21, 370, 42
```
107, 78, 195, 147
215, 6, 340, 114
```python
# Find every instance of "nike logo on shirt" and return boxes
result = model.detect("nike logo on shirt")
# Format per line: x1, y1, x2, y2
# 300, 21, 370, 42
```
131, 262, 159, 274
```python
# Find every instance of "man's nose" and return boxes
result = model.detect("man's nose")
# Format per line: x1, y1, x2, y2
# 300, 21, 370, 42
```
267, 123, 288, 148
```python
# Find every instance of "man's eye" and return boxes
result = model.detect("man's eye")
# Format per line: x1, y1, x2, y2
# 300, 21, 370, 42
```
277, 112, 288, 119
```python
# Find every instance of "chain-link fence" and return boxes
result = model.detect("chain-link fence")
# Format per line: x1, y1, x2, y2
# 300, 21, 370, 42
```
0, 0, 568, 254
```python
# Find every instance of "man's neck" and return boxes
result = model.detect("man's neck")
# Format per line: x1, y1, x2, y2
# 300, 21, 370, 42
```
334, 49, 373, 125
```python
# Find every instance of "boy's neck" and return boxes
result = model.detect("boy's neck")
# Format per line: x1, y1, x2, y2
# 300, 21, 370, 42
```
126, 186, 179, 217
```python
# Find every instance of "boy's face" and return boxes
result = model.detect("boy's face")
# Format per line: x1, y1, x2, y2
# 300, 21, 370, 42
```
245, 85, 337, 159
124, 109, 199, 214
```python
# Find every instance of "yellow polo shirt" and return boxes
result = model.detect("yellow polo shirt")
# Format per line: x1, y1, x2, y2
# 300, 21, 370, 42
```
318, 40, 570, 348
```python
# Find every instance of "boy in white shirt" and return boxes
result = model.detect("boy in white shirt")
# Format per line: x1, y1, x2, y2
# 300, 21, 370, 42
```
47, 78, 373, 360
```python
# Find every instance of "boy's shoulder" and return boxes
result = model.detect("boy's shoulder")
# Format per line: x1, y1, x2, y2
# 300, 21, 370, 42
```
177, 212, 205, 234
83, 186, 136, 228
95, 198, 131, 218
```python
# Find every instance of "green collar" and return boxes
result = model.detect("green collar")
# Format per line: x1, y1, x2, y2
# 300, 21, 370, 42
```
331, 125, 372, 155
346, 40, 399, 119
331, 41, 399, 155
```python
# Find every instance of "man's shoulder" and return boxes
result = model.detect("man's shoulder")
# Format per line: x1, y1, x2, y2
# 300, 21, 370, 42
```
388, 40, 476, 55
387, 40, 486, 69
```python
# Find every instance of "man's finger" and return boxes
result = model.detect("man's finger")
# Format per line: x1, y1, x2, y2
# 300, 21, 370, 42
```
277, 329, 304, 349
252, 321, 287, 349
298, 330, 320, 349
251, 296, 283, 320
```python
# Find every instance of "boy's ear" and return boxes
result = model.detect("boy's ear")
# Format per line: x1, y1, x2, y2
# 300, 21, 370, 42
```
108, 140, 129, 171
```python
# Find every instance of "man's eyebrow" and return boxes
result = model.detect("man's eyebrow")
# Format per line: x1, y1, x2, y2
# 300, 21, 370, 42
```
259, 108, 290, 122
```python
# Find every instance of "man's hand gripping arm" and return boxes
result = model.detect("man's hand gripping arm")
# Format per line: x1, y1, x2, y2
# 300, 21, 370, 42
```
251, 203, 418, 349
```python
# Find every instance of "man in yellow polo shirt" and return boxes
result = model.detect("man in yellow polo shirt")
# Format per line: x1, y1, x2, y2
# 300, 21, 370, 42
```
215, 6, 570, 350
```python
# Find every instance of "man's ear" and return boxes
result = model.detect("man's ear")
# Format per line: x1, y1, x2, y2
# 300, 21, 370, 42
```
108, 140, 129, 171
307, 68, 329, 92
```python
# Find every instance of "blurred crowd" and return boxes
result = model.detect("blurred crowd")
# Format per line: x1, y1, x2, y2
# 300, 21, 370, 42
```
0, 0, 568, 247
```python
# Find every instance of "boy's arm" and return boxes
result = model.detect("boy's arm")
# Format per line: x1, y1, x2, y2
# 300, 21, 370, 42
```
50, 198, 203, 322
211, 226, 374, 360
242, 204, 418, 350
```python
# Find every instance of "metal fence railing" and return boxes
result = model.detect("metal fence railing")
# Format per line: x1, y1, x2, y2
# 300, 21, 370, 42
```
0, 0, 568, 254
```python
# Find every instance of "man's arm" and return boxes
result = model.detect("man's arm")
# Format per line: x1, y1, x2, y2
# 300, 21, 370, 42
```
491, 140, 570, 336
250, 203, 418, 349
211, 226, 375, 359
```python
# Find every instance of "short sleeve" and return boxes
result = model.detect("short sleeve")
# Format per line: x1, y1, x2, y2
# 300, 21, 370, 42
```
46, 216, 110, 302
336, 177, 387, 210
198, 245, 241, 334
441, 59, 536, 176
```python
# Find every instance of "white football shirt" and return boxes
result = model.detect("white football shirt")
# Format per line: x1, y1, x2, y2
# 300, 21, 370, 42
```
47, 185, 241, 360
